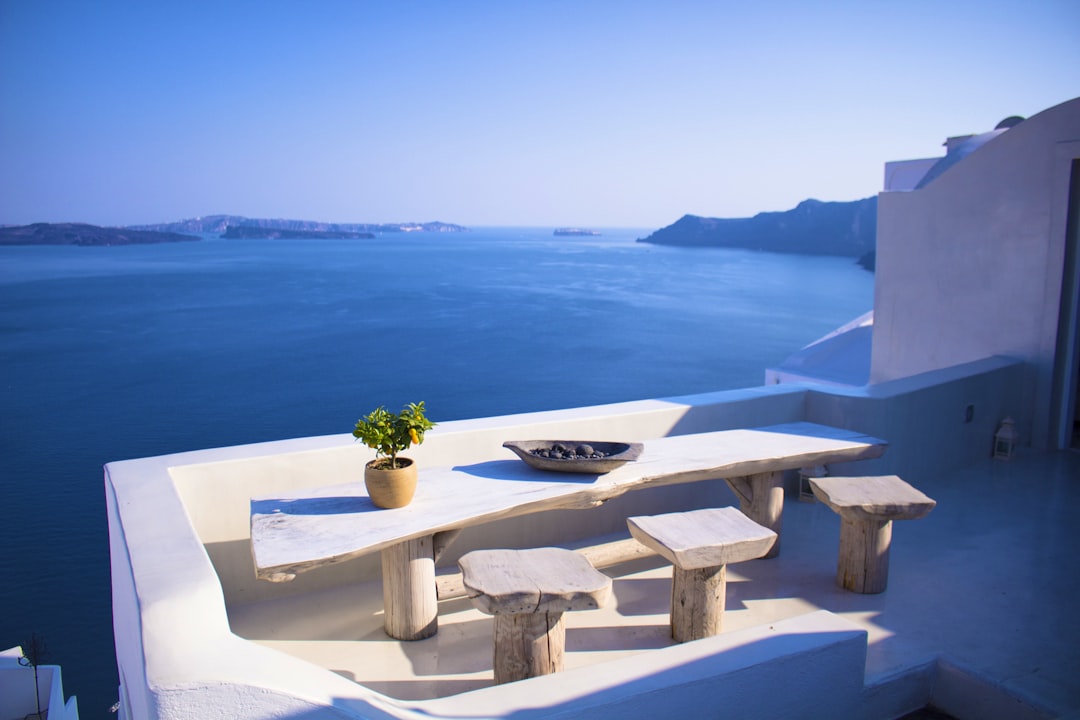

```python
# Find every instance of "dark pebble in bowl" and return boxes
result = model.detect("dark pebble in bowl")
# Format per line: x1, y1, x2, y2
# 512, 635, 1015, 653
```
503, 440, 644, 474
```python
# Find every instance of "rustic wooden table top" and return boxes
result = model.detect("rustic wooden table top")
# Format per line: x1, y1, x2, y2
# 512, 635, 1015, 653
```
251, 421, 888, 580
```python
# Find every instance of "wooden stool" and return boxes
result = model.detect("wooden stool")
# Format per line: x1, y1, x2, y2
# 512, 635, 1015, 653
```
458, 547, 612, 684
627, 507, 777, 642
809, 475, 936, 594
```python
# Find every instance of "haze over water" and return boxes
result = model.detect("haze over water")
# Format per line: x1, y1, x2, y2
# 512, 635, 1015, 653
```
0, 228, 873, 718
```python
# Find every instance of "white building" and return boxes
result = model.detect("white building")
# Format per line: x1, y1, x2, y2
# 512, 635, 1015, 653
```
873, 103, 1079, 451
771, 98, 1080, 454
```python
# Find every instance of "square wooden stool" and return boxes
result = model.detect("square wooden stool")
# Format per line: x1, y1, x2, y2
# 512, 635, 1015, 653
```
458, 547, 612, 684
809, 475, 936, 594
627, 507, 777, 642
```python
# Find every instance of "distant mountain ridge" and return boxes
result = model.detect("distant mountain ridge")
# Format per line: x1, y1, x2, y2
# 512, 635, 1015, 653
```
130, 215, 468, 235
0, 222, 198, 246
0, 216, 470, 246
638, 197, 877, 265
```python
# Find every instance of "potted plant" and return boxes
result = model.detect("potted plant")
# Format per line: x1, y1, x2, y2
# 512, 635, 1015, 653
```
353, 401, 435, 508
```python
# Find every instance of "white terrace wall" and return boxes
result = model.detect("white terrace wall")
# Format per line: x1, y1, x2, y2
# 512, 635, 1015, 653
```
871, 96, 1080, 449
106, 356, 1023, 720
807, 355, 1026, 483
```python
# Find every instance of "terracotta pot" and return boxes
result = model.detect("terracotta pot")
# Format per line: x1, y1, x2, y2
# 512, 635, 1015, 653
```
364, 457, 418, 508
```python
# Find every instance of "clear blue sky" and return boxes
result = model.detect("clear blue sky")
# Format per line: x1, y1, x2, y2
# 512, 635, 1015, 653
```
2, 1, 1077, 229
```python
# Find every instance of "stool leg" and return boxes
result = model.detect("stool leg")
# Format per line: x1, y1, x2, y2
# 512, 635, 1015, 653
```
837, 517, 892, 594
493, 611, 566, 683
671, 564, 726, 642
382, 536, 438, 640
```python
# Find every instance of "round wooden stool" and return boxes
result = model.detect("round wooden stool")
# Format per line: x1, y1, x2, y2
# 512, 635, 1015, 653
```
627, 506, 777, 642
458, 547, 613, 684
809, 475, 936, 594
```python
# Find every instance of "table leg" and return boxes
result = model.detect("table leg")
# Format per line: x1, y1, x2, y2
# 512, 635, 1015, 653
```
726, 471, 784, 558
381, 535, 438, 640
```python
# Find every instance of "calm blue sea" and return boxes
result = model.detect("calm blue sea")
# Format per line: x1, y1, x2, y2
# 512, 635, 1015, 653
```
0, 227, 873, 718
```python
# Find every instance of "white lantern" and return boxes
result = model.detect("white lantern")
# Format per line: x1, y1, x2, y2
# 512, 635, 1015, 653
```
993, 417, 1018, 460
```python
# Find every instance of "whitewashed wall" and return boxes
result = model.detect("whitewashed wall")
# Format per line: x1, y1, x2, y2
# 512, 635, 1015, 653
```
883, 157, 937, 191
871, 97, 1080, 448
0, 647, 80, 720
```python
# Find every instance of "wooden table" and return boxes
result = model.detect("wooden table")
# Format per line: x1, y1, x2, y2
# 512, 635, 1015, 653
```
251, 422, 887, 639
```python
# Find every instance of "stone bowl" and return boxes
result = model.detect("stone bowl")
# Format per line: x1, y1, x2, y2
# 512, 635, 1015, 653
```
502, 440, 644, 474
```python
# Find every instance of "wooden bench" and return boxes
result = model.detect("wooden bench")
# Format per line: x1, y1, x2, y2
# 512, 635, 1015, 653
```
809, 475, 936, 594
458, 547, 613, 684
627, 507, 777, 642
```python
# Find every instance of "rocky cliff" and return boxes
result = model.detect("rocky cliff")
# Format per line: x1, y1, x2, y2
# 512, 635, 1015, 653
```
638, 197, 877, 258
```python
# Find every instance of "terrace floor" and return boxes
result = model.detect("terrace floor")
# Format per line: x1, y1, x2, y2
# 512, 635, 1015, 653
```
228, 448, 1080, 717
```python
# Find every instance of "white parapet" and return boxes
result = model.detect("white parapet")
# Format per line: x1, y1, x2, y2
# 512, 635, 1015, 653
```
0, 646, 80, 720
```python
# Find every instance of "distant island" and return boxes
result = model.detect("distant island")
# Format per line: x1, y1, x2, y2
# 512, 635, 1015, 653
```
221, 226, 375, 240
0, 223, 199, 246
554, 228, 601, 236
1, 216, 470, 246
638, 197, 877, 270
131, 215, 469, 236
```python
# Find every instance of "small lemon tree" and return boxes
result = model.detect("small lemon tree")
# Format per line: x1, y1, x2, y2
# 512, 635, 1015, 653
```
353, 401, 435, 469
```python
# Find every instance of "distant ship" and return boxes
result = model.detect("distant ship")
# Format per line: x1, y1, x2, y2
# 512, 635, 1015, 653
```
554, 228, 601, 236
